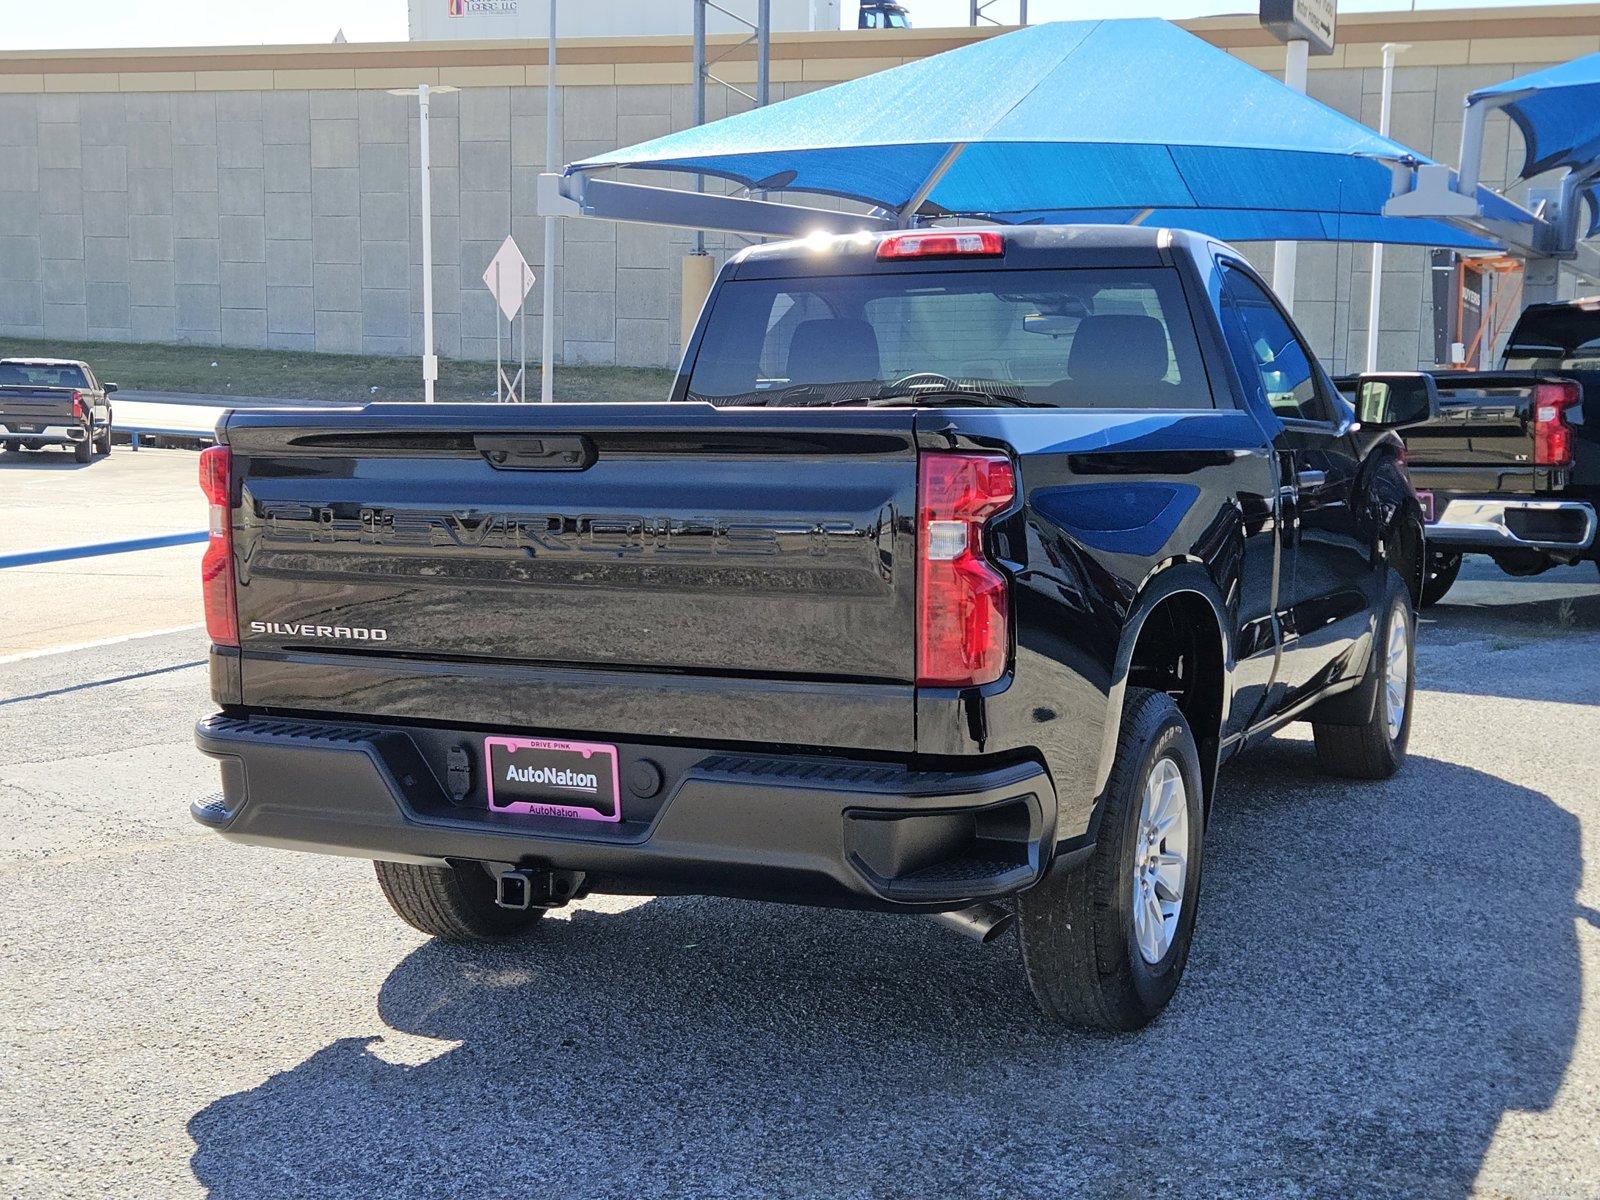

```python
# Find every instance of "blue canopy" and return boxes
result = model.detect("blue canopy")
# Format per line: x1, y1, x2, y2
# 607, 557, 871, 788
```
1471, 53, 1600, 179
571, 19, 1497, 249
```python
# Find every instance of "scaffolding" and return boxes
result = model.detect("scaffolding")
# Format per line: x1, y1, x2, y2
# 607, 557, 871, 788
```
970, 1, 1028, 26
692, 1, 773, 254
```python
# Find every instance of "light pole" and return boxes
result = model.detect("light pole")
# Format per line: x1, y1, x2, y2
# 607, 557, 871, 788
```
390, 83, 459, 403
1365, 43, 1410, 373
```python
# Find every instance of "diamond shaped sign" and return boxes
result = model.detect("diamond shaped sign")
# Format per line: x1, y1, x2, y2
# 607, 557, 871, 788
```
482, 235, 534, 322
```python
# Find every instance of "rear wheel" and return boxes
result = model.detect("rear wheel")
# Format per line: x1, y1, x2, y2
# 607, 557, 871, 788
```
1312, 572, 1414, 779
1016, 687, 1204, 1031
2, 439, 18, 453
1419, 548, 1461, 608
72, 437, 92, 463
374, 860, 546, 941
94, 426, 112, 456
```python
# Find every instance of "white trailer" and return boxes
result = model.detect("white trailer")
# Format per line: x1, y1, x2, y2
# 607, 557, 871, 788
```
407, 0, 842, 40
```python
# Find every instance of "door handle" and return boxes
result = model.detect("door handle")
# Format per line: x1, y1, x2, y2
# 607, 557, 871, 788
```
1295, 469, 1327, 490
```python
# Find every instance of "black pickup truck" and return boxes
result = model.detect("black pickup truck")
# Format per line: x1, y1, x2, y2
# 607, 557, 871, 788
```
1404, 299, 1600, 604
0, 357, 116, 463
193, 226, 1427, 1030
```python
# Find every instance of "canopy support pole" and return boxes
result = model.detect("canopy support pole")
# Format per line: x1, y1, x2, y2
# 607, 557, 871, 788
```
898, 142, 967, 227
1271, 38, 1310, 314
1365, 42, 1409, 374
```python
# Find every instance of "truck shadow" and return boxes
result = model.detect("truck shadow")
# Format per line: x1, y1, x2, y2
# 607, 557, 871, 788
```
0, 451, 95, 471
187, 750, 1583, 1199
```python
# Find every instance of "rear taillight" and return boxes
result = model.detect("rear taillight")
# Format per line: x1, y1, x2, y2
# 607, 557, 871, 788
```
877, 230, 1003, 261
1532, 380, 1581, 467
917, 452, 1015, 688
71, 390, 86, 422
198, 445, 239, 647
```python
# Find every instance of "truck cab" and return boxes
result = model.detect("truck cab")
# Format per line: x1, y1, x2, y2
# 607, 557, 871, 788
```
859, 2, 911, 29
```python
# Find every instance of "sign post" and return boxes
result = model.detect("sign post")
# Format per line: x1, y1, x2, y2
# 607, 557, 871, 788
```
1259, 0, 1337, 315
1259, 0, 1336, 56
483, 235, 536, 403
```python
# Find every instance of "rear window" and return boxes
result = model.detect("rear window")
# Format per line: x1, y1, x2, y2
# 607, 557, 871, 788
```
0, 362, 88, 388
1502, 303, 1600, 370
685, 267, 1215, 410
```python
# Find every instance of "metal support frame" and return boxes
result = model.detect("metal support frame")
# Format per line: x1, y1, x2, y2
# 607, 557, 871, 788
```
1374, 79, 1600, 319
898, 142, 966, 226
970, 0, 1027, 25
692, 0, 772, 255
1456, 90, 1528, 198
540, 172, 894, 239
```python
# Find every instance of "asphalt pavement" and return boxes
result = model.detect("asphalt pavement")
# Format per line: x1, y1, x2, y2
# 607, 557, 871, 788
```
1, 559, 1598, 1199
0, 447, 206, 655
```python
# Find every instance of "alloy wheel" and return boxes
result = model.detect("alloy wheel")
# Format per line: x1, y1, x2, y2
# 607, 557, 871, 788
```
1385, 606, 1409, 740
1132, 756, 1189, 965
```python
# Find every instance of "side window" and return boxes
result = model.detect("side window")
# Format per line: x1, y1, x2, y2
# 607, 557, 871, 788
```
1221, 266, 1329, 423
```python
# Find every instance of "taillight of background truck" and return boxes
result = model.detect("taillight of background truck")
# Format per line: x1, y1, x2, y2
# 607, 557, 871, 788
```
917, 452, 1015, 687
71, 390, 85, 422
198, 445, 239, 647
1532, 379, 1581, 467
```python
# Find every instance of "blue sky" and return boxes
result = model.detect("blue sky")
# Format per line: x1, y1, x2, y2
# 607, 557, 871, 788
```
1, 0, 1585, 50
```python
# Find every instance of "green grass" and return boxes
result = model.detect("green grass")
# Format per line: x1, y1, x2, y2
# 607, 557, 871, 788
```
0, 336, 677, 405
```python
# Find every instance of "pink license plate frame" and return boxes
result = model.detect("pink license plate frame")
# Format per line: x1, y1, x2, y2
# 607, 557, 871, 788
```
483, 736, 622, 823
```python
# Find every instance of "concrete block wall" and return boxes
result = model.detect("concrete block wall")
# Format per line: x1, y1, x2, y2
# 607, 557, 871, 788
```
0, 11, 1594, 374
0, 78, 817, 371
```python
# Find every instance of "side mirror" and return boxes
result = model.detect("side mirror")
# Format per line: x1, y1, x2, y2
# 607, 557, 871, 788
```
103, 382, 118, 394
1349, 371, 1438, 429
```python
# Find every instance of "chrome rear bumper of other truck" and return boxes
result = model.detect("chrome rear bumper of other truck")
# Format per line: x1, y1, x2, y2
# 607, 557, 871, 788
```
1427, 497, 1597, 552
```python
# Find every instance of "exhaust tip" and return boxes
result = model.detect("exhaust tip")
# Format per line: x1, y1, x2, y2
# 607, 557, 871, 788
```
929, 902, 1014, 944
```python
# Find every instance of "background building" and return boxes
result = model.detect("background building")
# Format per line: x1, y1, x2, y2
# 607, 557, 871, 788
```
407, 0, 843, 41
0, 6, 1597, 376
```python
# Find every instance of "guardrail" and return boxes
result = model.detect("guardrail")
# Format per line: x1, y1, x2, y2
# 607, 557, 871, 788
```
115, 425, 217, 451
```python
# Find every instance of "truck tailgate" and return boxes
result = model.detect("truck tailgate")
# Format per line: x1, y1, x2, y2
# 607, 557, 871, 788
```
225, 403, 919, 691
0, 389, 77, 424
1404, 375, 1546, 493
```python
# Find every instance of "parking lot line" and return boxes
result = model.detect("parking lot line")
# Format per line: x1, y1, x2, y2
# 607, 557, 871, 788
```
0, 621, 204, 666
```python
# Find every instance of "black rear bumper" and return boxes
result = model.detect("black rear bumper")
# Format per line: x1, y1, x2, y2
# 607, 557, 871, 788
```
193, 713, 1056, 911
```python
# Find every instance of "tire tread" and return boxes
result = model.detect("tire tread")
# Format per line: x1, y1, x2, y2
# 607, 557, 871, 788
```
1018, 687, 1196, 1031
1312, 572, 1414, 780
373, 860, 543, 941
